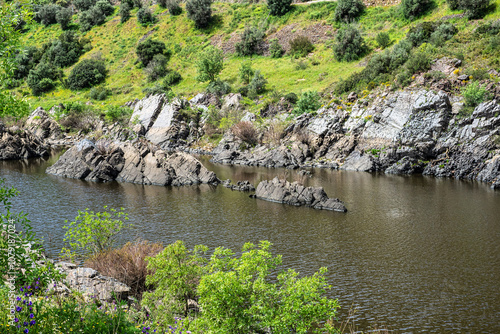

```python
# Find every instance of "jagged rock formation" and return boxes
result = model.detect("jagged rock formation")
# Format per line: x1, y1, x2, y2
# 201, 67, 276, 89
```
46, 139, 220, 186
25, 107, 62, 140
222, 179, 255, 192
255, 177, 347, 212
212, 89, 500, 189
0, 123, 49, 160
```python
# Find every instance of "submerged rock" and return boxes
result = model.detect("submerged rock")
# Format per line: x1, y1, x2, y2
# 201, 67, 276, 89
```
222, 179, 255, 192
47, 139, 220, 186
255, 177, 347, 212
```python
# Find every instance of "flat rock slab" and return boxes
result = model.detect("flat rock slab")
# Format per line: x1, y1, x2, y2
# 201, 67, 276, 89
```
255, 177, 347, 212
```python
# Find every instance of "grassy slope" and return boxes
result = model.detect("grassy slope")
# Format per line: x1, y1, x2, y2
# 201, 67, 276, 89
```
17, 0, 500, 112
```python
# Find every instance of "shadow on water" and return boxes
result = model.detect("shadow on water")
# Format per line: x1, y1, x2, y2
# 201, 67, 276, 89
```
1, 153, 499, 332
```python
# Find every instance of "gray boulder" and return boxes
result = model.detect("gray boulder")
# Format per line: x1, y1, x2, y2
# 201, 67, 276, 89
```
0, 124, 48, 160
255, 177, 347, 212
129, 94, 165, 130
25, 107, 62, 140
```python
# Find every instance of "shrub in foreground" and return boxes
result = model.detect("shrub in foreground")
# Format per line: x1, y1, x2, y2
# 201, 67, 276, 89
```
333, 24, 365, 62
232, 121, 258, 146
186, 0, 212, 28
290, 35, 314, 58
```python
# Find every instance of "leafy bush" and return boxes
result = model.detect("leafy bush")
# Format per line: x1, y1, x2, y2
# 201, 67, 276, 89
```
284, 92, 298, 104
334, 0, 365, 22
406, 21, 435, 47
333, 24, 365, 62
61, 206, 130, 259
164, 70, 182, 86
27, 62, 61, 96
290, 35, 314, 58
248, 70, 267, 95
450, 0, 491, 19
43, 31, 87, 68
390, 39, 412, 69
119, 2, 131, 23
143, 240, 208, 322
475, 20, 500, 36
232, 121, 258, 146
144, 54, 169, 81
105, 105, 133, 123
159, 0, 182, 15
238, 62, 254, 84
95, 0, 115, 16
196, 46, 224, 82
267, 0, 292, 16
74, 0, 96, 11
269, 38, 284, 58
235, 26, 265, 56
294, 90, 321, 115
136, 38, 167, 67
37, 4, 61, 26
196, 241, 339, 334
400, 0, 432, 20
13, 46, 43, 79
206, 79, 231, 95
405, 50, 431, 74
376, 32, 391, 49
84, 239, 163, 299
462, 82, 490, 107
66, 58, 108, 90
79, 6, 106, 32
56, 7, 72, 30
429, 22, 457, 45
186, 0, 212, 28
137, 7, 156, 26
89, 86, 110, 100
396, 68, 412, 87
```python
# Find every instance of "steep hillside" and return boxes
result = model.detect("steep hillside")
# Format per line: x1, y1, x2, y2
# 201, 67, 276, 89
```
11, 0, 499, 113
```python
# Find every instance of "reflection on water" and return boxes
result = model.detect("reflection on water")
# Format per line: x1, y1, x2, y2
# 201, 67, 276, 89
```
1, 153, 499, 333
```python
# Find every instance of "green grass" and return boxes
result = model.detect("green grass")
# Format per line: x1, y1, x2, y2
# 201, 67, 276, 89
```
14, 0, 500, 112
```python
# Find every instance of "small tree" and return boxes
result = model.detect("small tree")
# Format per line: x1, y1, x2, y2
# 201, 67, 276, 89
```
235, 26, 265, 56
376, 32, 391, 49
137, 7, 156, 26
267, 0, 292, 16
334, 0, 365, 22
269, 38, 284, 58
248, 70, 267, 95
239, 62, 254, 84
143, 240, 208, 322
66, 58, 108, 90
37, 4, 61, 26
400, 0, 432, 20
136, 38, 167, 67
186, 0, 212, 29
56, 7, 72, 30
290, 35, 314, 58
333, 24, 365, 62
294, 90, 321, 115
27, 62, 61, 96
119, 2, 131, 23
61, 206, 130, 258
449, 0, 491, 19
196, 46, 224, 83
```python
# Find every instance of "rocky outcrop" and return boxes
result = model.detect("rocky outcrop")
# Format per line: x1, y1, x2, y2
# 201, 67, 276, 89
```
52, 262, 130, 302
25, 107, 62, 140
222, 179, 255, 192
255, 177, 347, 212
0, 124, 49, 160
47, 139, 220, 186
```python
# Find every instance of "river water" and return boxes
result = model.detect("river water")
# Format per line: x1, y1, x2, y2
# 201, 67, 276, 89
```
1, 152, 499, 333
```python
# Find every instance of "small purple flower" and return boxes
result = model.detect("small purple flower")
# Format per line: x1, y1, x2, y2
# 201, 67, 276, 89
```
20, 288, 24, 292
24, 329, 29, 333
16, 306, 22, 312
16, 297, 21, 301
14, 318, 19, 323
29, 313, 34, 319
27, 301, 32, 306
29, 320, 36, 326
23, 322, 28, 326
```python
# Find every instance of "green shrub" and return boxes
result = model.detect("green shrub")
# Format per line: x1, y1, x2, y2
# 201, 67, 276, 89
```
66, 58, 108, 90
400, 0, 432, 20
235, 26, 265, 56
79, 6, 106, 32
333, 25, 365, 62
43, 31, 87, 68
466, 67, 489, 81
475, 20, 500, 36
61, 206, 130, 259
137, 7, 156, 26
376, 32, 391, 49
136, 38, 167, 67
89, 86, 110, 100
334, 0, 365, 22
196, 241, 339, 334
429, 22, 457, 45
95, 0, 115, 16
74, 0, 96, 11
405, 50, 431, 74
206, 79, 231, 95
27, 62, 61, 96
269, 38, 284, 58
406, 21, 436, 47
461, 82, 490, 107
446, 0, 460, 9
144, 54, 169, 81
248, 70, 267, 95
186, 0, 212, 28
396, 68, 412, 87
56, 7, 72, 30
290, 35, 314, 58
284, 92, 298, 104
196, 46, 224, 82
164, 70, 182, 86
13, 46, 43, 79
452, 0, 491, 19
37, 4, 61, 26
238, 62, 255, 84
159, 0, 182, 15
119, 2, 131, 23
105, 105, 133, 123
294, 90, 321, 115
267, 0, 292, 16
389, 39, 412, 69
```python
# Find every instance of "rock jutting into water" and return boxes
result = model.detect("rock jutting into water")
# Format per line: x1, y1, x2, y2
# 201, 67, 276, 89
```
0, 123, 49, 160
255, 177, 347, 212
222, 179, 256, 192
46, 139, 220, 186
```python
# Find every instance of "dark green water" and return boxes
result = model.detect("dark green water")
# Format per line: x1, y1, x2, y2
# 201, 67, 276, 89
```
1, 153, 499, 333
